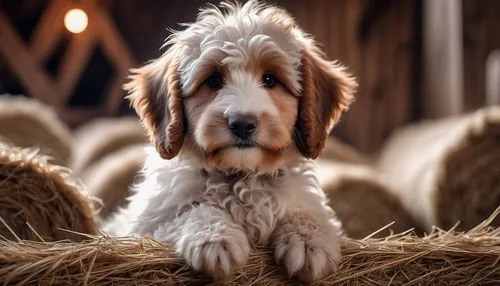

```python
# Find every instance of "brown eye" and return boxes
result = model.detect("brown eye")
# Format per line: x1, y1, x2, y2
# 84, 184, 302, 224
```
206, 72, 224, 89
261, 73, 278, 88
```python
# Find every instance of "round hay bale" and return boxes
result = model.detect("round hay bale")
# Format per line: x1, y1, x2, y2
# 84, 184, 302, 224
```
0, 95, 73, 166
0, 208, 498, 285
81, 144, 146, 220
0, 142, 98, 242
320, 136, 369, 164
70, 117, 147, 174
377, 106, 500, 231
317, 160, 422, 238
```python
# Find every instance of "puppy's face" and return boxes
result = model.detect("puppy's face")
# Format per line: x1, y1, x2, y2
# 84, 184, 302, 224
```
126, 1, 357, 173
184, 69, 298, 172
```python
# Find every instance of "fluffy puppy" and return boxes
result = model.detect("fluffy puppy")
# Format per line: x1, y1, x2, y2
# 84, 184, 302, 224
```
104, 1, 356, 282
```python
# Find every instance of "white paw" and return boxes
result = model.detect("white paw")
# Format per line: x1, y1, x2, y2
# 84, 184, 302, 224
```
177, 226, 251, 281
273, 214, 342, 282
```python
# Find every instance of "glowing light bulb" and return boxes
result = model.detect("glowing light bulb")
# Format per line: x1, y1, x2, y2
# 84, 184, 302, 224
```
64, 8, 88, 34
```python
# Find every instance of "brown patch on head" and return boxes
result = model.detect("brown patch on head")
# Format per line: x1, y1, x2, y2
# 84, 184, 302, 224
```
250, 54, 299, 96
294, 46, 357, 159
200, 112, 228, 154
183, 82, 227, 155
257, 90, 296, 152
205, 149, 230, 170
183, 84, 218, 124
184, 62, 225, 97
182, 63, 224, 148
251, 54, 299, 153
124, 49, 185, 159
260, 148, 284, 169
267, 86, 298, 133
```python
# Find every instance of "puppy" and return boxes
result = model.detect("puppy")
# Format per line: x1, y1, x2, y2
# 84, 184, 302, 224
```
104, 1, 356, 282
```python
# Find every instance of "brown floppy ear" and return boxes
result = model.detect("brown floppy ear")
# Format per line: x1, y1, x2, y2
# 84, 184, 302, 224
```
294, 46, 357, 159
124, 52, 185, 159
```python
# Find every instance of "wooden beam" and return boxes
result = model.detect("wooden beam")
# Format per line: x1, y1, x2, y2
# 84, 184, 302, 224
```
57, 23, 96, 102
89, 5, 135, 114
92, 7, 135, 72
423, 0, 463, 118
30, 0, 68, 63
0, 10, 60, 106
486, 50, 500, 106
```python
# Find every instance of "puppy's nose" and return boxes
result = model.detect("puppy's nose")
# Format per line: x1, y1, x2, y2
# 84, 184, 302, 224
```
228, 115, 257, 139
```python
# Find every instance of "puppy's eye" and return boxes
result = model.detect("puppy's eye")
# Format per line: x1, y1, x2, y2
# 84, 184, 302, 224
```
261, 73, 278, 88
206, 72, 224, 89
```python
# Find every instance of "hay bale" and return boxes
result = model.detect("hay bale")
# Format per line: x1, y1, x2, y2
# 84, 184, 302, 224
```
320, 136, 369, 164
317, 160, 422, 238
81, 144, 146, 220
0, 208, 498, 285
0, 95, 73, 165
377, 106, 500, 231
70, 117, 147, 174
0, 142, 98, 242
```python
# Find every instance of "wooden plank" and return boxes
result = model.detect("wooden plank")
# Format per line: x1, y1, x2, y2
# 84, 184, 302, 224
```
88, 5, 135, 114
91, 6, 135, 72
0, 10, 60, 106
331, 0, 361, 144
486, 50, 500, 106
423, 0, 463, 117
327, 0, 348, 61
30, 0, 68, 63
57, 21, 96, 102
343, 0, 417, 152
462, 0, 500, 110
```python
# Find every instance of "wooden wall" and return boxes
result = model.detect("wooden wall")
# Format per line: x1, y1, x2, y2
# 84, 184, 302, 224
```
462, 0, 500, 111
102, 0, 421, 153
17, 0, 500, 153
278, 0, 421, 152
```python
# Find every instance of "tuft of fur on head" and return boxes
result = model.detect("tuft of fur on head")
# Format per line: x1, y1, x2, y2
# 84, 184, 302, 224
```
124, 0, 357, 174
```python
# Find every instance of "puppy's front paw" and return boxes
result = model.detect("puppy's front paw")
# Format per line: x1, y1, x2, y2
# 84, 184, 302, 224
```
272, 213, 341, 282
178, 225, 250, 281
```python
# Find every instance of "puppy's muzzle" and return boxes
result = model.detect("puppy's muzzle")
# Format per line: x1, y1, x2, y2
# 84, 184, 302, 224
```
228, 115, 257, 140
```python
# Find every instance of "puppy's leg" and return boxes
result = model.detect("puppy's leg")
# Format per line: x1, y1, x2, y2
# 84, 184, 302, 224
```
159, 204, 250, 281
272, 210, 342, 282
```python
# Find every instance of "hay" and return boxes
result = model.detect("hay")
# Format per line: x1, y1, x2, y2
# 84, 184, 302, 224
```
0, 142, 98, 242
81, 144, 146, 220
70, 117, 147, 174
0, 95, 73, 165
0, 138, 498, 285
377, 106, 500, 231
0, 208, 498, 285
317, 160, 422, 239
320, 136, 369, 164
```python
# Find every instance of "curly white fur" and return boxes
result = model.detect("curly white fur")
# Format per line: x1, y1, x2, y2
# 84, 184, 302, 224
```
104, 1, 349, 282
104, 148, 342, 281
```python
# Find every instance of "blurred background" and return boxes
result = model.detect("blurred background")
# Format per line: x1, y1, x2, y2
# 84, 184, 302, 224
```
0, 0, 499, 241
0, 0, 498, 152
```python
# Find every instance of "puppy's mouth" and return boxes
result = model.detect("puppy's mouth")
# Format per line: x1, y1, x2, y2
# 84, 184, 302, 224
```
209, 140, 258, 155
206, 139, 284, 155
233, 139, 255, 149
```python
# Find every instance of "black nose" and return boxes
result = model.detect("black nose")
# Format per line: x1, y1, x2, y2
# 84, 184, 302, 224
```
228, 115, 257, 139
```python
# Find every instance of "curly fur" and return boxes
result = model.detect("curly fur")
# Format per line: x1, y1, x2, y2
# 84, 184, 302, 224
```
104, 1, 356, 282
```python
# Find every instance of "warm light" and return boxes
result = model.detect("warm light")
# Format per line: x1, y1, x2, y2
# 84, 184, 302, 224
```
64, 8, 88, 34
